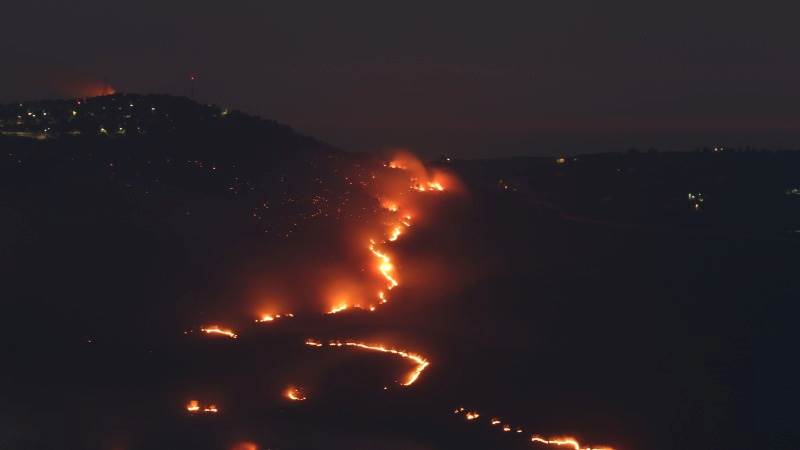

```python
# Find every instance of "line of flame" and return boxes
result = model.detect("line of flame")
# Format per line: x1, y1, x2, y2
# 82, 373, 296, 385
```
305, 339, 430, 386
201, 326, 238, 339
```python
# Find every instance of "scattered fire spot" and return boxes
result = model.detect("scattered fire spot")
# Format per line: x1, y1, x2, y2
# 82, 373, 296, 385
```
454, 408, 613, 449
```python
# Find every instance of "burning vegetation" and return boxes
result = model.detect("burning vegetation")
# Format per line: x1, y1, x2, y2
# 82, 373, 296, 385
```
180, 151, 610, 449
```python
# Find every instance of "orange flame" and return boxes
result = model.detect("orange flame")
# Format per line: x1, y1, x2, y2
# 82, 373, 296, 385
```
327, 304, 350, 314
186, 400, 218, 414
230, 442, 258, 450
201, 326, 238, 339
305, 339, 323, 347
285, 386, 307, 401
454, 408, 612, 450
255, 313, 294, 323
306, 339, 430, 386
530, 436, 613, 450
381, 200, 399, 212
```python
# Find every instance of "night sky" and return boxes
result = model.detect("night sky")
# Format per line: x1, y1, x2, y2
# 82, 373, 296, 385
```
4, 0, 800, 156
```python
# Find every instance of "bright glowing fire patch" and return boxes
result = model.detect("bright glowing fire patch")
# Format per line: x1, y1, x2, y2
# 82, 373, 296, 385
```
186, 400, 218, 414
285, 386, 307, 401
201, 326, 238, 339
255, 313, 294, 323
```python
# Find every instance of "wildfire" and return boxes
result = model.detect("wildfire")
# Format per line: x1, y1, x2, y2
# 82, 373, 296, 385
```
369, 240, 399, 290
305, 339, 430, 386
181, 153, 614, 450
201, 326, 238, 339
388, 225, 403, 242
285, 386, 307, 401
381, 199, 399, 212
186, 400, 218, 414
530, 436, 613, 450
327, 304, 351, 314
455, 407, 612, 450
411, 180, 445, 192
255, 313, 294, 323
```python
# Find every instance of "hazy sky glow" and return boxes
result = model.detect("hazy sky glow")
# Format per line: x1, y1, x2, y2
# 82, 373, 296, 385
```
4, 0, 800, 156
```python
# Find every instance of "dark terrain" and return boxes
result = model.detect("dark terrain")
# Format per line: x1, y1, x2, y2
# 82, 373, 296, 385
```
1, 94, 797, 450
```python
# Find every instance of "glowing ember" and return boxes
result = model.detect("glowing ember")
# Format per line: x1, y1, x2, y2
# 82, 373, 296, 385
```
491, 418, 502, 425
285, 386, 307, 401
201, 326, 238, 339
305, 339, 430, 386
466, 412, 480, 420
502, 425, 512, 432
231, 442, 258, 450
186, 400, 200, 412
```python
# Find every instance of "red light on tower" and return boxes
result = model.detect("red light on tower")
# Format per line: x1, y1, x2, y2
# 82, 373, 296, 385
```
189, 73, 198, 98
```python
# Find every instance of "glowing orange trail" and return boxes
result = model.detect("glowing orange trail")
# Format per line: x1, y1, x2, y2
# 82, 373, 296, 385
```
255, 313, 294, 323
305, 339, 430, 386
201, 326, 238, 339
388, 225, 403, 242
530, 436, 613, 450
454, 408, 612, 450
327, 158, 447, 314
327, 304, 351, 314
369, 240, 399, 290
285, 386, 307, 401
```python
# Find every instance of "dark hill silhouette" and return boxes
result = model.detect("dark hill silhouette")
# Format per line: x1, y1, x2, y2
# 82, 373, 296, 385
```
0, 96, 796, 450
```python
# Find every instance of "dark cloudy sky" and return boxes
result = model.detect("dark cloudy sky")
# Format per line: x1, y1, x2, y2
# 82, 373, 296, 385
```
3, 0, 800, 156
